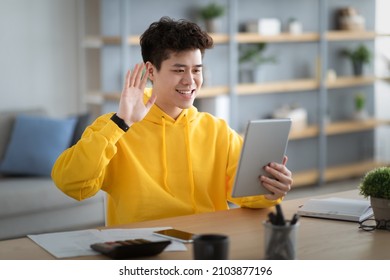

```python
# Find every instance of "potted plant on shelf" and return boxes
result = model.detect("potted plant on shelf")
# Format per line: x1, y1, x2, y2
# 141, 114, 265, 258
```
359, 166, 390, 222
341, 44, 371, 76
353, 92, 368, 120
239, 43, 277, 83
199, 2, 225, 33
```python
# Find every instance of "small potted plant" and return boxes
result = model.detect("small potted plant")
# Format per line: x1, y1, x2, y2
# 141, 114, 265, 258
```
199, 2, 225, 33
359, 167, 390, 222
341, 44, 371, 76
287, 18, 303, 34
239, 43, 277, 83
353, 92, 368, 120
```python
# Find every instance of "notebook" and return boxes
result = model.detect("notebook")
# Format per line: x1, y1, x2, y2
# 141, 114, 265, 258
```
297, 197, 373, 222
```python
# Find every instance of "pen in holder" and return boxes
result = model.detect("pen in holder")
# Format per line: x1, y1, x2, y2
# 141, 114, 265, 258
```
263, 204, 299, 260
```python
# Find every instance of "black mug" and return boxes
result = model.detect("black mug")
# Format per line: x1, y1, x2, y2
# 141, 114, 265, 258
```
193, 234, 229, 260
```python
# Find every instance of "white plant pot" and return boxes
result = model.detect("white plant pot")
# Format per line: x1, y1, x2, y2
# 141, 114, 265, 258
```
370, 197, 390, 221
353, 109, 368, 121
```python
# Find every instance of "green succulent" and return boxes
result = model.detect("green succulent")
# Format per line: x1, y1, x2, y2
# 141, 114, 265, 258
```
199, 2, 225, 20
341, 44, 372, 64
359, 167, 390, 199
239, 43, 277, 66
355, 92, 365, 111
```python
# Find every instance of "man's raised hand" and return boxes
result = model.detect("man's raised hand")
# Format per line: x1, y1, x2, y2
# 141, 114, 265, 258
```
117, 63, 157, 127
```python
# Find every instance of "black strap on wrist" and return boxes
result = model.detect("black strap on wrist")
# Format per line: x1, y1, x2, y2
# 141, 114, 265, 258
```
110, 113, 130, 132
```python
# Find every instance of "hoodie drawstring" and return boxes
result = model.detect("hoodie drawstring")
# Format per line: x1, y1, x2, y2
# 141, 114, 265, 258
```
184, 114, 198, 213
161, 116, 174, 195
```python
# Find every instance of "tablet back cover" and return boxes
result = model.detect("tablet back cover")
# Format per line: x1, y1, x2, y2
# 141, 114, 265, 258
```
232, 119, 291, 197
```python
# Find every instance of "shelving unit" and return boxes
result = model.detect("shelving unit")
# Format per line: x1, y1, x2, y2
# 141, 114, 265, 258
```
80, 0, 388, 188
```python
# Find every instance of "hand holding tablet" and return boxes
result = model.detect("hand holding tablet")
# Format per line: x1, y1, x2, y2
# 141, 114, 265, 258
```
231, 119, 292, 198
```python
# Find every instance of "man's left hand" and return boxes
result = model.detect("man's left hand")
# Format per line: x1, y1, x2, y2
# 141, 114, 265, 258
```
260, 156, 293, 200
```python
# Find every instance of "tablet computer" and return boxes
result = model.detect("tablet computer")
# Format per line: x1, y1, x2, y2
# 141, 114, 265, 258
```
231, 118, 292, 197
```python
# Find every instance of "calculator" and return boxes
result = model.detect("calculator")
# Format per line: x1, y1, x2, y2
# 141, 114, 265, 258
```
90, 238, 171, 259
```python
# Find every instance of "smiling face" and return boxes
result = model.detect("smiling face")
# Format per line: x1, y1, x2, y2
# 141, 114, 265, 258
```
147, 49, 203, 119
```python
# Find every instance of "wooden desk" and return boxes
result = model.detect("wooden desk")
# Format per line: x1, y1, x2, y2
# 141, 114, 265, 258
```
1, 190, 389, 260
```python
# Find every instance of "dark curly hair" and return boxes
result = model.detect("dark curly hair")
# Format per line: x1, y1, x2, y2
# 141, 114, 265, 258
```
140, 17, 214, 70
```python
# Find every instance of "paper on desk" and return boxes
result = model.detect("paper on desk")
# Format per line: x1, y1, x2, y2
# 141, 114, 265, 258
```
28, 227, 187, 259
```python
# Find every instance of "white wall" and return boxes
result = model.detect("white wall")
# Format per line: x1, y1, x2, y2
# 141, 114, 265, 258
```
0, 0, 80, 117
375, 0, 390, 162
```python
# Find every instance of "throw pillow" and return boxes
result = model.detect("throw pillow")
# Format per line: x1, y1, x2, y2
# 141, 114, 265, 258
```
70, 112, 91, 146
0, 114, 76, 177
0, 108, 45, 161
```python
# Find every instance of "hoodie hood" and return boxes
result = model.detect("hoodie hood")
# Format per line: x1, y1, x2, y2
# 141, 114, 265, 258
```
143, 88, 198, 126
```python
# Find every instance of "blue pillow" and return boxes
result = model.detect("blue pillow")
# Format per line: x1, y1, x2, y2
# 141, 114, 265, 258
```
0, 114, 76, 177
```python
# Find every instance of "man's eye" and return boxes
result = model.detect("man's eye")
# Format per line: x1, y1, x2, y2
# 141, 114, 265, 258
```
173, 69, 184, 73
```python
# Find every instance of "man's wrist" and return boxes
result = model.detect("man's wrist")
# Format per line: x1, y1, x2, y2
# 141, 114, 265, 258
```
110, 113, 130, 132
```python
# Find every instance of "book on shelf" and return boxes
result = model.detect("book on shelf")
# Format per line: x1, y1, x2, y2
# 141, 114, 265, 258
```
297, 197, 373, 222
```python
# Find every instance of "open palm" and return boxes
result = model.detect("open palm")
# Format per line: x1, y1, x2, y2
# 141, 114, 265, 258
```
117, 63, 157, 126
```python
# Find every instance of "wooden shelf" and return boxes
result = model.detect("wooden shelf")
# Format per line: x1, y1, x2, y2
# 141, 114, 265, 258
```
84, 33, 230, 47
326, 119, 389, 135
376, 33, 390, 37
83, 36, 122, 48
84, 30, 378, 49
289, 125, 319, 140
292, 169, 319, 187
327, 76, 376, 89
289, 119, 390, 141
324, 160, 387, 182
236, 75, 377, 96
198, 86, 229, 98
293, 160, 388, 188
378, 77, 390, 82
209, 33, 230, 44
85, 85, 230, 104
326, 30, 376, 41
236, 32, 319, 43
237, 79, 318, 95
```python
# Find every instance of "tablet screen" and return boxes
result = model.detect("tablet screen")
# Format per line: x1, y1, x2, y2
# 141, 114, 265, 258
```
231, 119, 291, 197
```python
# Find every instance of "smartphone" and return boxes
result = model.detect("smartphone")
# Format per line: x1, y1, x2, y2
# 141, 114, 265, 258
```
153, 229, 195, 243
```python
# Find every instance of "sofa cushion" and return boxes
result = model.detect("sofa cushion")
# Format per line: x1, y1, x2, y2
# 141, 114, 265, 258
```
0, 114, 76, 177
0, 109, 45, 162
0, 178, 103, 218
70, 112, 91, 146
0, 177, 106, 240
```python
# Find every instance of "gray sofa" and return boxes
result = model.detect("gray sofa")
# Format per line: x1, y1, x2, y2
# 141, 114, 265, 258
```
0, 109, 105, 240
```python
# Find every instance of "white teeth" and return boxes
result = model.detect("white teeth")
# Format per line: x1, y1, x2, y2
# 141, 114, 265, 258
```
177, 90, 193, 95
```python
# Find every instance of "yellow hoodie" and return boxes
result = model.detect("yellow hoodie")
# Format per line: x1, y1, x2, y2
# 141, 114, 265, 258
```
52, 89, 280, 226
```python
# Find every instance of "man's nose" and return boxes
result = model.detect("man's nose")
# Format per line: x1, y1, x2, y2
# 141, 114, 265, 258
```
181, 72, 193, 84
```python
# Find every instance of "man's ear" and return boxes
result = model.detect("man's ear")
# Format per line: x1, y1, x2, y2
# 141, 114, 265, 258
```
145, 62, 155, 81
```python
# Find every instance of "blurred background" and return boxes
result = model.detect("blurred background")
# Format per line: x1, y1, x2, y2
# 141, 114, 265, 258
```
1, 0, 390, 190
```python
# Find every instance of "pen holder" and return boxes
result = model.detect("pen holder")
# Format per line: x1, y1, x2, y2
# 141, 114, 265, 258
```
263, 220, 299, 260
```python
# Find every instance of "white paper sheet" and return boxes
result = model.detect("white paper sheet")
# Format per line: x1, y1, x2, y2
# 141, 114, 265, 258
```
28, 227, 187, 258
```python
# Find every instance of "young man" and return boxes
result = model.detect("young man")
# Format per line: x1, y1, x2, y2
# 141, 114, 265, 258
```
52, 17, 293, 226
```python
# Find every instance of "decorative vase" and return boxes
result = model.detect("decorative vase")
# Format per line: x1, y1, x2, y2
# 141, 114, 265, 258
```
239, 69, 252, 83
353, 109, 368, 120
205, 19, 218, 33
239, 67, 265, 84
352, 61, 363, 76
252, 67, 265, 83
370, 197, 390, 221
287, 20, 302, 34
